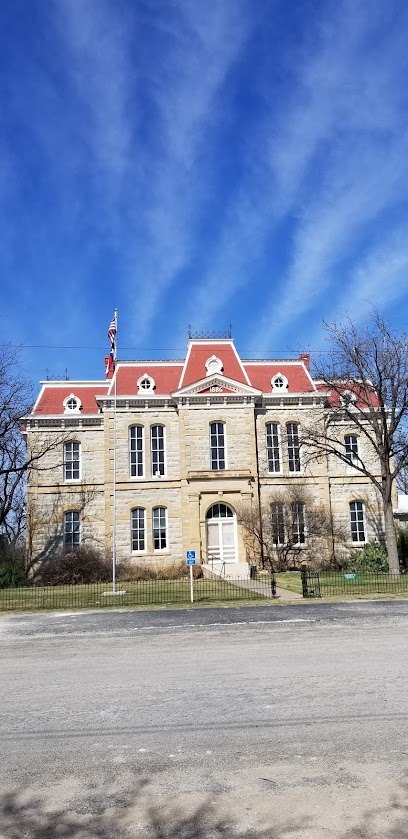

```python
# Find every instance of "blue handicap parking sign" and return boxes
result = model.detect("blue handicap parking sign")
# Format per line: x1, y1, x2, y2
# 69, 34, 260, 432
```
186, 550, 196, 564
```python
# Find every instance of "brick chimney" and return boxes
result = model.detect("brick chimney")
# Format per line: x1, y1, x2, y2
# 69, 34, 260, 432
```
298, 353, 311, 372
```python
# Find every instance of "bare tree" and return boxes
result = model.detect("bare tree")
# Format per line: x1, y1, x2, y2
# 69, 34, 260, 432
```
302, 311, 408, 574
0, 343, 67, 552
237, 487, 345, 571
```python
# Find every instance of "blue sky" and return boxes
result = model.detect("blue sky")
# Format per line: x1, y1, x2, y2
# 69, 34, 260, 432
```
2, 0, 408, 386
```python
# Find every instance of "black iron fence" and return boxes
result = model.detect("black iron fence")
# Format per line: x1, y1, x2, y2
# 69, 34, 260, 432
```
0, 575, 277, 613
301, 568, 408, 598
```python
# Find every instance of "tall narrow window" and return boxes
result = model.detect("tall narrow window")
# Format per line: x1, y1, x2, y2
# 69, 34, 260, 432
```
350, 501, 365, 542
271, 503, 285, 545
64, 511, 80, 547
210, 422, 226, 470
266, 422, 281, 472
292, 503, 306, 544
64, 442, 80, 481
345, 435, 359, 464
131, 508, 146, 551
129, 426, 144, 477
153, 506, 167, 550
151, 425, 165, 476
287, 422, 301, 472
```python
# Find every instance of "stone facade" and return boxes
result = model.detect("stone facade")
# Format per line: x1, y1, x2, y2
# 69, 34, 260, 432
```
24, 338, 386, 570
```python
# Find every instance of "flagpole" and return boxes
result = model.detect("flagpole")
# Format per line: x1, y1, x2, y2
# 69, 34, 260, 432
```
112, 310, 118, 593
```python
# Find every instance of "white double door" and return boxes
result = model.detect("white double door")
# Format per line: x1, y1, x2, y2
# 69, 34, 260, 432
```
206, 518, 237, 564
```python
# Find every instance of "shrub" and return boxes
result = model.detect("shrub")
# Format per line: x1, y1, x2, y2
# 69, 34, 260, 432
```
116, 560, 203, 581
346, 541, 389, 573
0, 540, 27, 588
0, 557, 27, 588
37, 547, 111, 585
397, 528, 408, 572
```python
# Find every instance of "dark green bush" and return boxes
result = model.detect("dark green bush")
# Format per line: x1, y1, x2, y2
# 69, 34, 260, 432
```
397, 528, 408, 572
0, 557, 27, 588
347, 541, 389, 573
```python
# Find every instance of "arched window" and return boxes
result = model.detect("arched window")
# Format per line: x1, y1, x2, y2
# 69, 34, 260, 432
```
131, 508, 146, 552
345, 434, 359, 464
266, 422, 281, 472
350, 501, 366, 542
210, 422, 226, 470
137, 374, 155, 394
64, 441, 80, 481
206, 504, 236, 564
205, 355, 223, 376
129, 425, 144, 477
292, 503, 306, 544
286, 422, 301, 472
153, 506, 167, 550
271, 373, 288, 392
271, 503, 285, 545
206, 503, 233, 519
151, 425, 166, 476
64, 511, 80, 547
63, 393, 82, 413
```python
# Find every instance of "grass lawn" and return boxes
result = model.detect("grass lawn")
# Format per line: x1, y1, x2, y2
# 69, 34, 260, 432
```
275, 569, 408, 597
275, 572, 303, 594
0, 578, 270, 613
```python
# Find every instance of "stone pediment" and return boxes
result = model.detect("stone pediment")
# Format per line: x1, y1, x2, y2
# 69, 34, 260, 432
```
172, 373, 261, 398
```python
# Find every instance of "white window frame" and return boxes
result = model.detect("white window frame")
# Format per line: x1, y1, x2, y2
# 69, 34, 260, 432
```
349, 501, 366, 543
205, 355, 223, 376
266, 422, 281, 473
345, 434, 359, 465
210, 421, 227, 470
271, 372, 288, 392
151, 425, 166, 477
152, 506, 168, 551
137, 373, 155, 395
64, 441, 81, 482
63, 393, 82, 413
63, 510, 80, 548
292, 503, 306, 545
131, 507, 146, 552
286, 422, 301, 473
129, 425, 145, 478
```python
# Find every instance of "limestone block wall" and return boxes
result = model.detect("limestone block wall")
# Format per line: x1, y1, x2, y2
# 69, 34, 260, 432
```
181, 405, 257, 473
329, 478, 384, 547
112, 485, 183, 565
105, 407, 181, 482
27, 485, 106, 561
256, 405, 327, 480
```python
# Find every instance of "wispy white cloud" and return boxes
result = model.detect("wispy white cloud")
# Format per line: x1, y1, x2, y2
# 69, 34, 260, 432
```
180, 0, 408, 348
121, 0, 254, 341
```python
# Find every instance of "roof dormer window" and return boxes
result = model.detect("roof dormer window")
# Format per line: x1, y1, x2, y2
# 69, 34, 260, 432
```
271, 373, 288, 392
63, 393, 82, 413
341, 390, 356, 407
205, 355, 223, 376
137, 374, 155, 394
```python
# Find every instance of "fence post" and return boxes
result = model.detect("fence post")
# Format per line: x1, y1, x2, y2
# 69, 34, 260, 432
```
300, 568, 309, 598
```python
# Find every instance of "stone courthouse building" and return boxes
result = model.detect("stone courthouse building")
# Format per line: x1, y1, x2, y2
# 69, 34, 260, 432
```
24, 336, 384, 571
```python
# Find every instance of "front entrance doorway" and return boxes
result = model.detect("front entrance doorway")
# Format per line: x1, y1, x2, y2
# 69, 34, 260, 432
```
206, 503, 237, 564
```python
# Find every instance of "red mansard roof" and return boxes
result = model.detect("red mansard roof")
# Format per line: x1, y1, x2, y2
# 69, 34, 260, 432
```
31, 342, 322, 417
315, 381, 380, 408
110, 363, 183, 396
33, 384, 108, 416
179, 341, 250, 388
244, 362, 316, 393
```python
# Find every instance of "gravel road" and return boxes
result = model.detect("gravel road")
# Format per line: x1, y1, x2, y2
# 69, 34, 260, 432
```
1, 600, 408, 838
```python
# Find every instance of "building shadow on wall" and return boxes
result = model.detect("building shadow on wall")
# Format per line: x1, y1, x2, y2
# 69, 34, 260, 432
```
1, 781, 408, 839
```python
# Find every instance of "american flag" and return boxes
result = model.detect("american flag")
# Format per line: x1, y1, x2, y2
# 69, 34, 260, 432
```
107, 311, 117, 350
